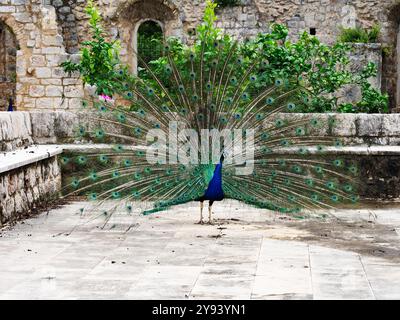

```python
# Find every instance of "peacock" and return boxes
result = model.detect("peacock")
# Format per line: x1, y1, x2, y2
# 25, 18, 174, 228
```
59, 14, 359, 226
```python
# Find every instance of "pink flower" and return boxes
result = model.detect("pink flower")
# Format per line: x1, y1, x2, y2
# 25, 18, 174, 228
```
99, 94, 112, 102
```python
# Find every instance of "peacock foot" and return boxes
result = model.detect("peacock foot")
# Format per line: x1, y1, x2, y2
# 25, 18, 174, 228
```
196, 220, 205, 225
207, 220, 214, 225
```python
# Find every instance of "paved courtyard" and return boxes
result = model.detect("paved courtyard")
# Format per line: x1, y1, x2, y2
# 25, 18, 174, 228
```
0, 200, 400, 300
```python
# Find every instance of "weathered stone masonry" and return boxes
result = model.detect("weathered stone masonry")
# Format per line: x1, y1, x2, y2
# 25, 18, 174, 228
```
0, 156, 61, 226
0, 0, 400, 111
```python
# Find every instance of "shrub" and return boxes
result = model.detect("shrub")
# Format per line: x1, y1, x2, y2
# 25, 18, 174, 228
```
338, 24, 381, 43
63, 0, 388, 113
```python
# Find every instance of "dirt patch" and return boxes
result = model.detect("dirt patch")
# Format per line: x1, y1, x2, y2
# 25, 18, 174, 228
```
215, 214, 400, 263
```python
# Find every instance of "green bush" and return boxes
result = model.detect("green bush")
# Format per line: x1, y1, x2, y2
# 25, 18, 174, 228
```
338, 24, 381, 43
63, 0, 389, 113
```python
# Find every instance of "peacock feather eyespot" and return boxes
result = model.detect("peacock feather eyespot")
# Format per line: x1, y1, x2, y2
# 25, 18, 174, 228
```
266, 97, 274, 105
262, 60, 269, 67
126, 205, 133, 213
114, 144, 124, 152
154, 123, 161, 129
271, 170, 277, 177
316, 145, 324, 152
61, 157, 69, 165
113, 171, 121, 178
180, 108, 188, 115
303, 96, 310, 104
234, 113, 242, 120
99, 155, 109, 164
190, 72, 196, 79
225, 97, 233, 105
280, 139, 289, 147
262, 147, 271, 154
76, 156, 87, 165
287, 102, 296, 111
292, 165, 302, 174
112, 192, 121, 199
275, 79, 283, 86
272, 187, 279, 194
315, 166, 323, 174
134, 172, 141, 180
165, 65, 172, 73
334, 139, 343, 147
326, 181, 336, 190
279, 160, 286, 167
220, 117, 228, 124
295, 127, 305, 136
132, 191, 141, 198
333, 159, 343, 167
124, 159, 132, 167
192, 94, 199, 102
261, 132, 269, 140
189, 52, 196, 61
161, 104, 169, 112
242, 92, 250, 100
89, 172, 98, 181
178, 85, 185, 93
305, 178, 314, 186
351, 195, 359, 203
88, 193, 97, 201
137, 151, 145, 157
71, 179, 80, 188
230, 77, 237, 85
298, 147, 308, 155
77, 126, 85, 136
81, 100, 88, 108
147, 87, 155, 96
275, 119, 284, 127
237, 56, 243, 64
310, 118, 319, 127
344, 184, 353, 192
331, 195, 340, 202
255, 113, 264, 121
209, 103, 216, 111
144, 168, 152, 174
349, 165, 358, 175
311, 194, 319, 202
250, 75, 257, 82
95, 129, 105, 139
126, 92, 133, 98
288, 195, 296, 202
211, 59, 218, 67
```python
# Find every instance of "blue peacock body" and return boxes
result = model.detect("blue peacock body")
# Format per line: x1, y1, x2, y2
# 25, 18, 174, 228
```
60, 28, 359, 224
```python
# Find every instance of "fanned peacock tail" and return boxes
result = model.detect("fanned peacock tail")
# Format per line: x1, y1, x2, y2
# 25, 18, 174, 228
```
60, 33, 359, 220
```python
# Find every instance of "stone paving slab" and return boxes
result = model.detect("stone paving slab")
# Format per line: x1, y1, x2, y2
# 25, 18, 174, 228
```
0, 200, 400, 300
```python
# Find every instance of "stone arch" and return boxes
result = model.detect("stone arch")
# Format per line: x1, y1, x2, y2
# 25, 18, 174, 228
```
116, 0, 181, 74
0, 17, 21, 111
133, 19, 164, 73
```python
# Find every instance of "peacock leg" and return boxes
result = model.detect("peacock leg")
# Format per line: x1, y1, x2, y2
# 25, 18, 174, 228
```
208, 201, 214, 225
197, 202, 204, 224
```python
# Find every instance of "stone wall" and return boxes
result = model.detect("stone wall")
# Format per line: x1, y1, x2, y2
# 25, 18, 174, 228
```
3, 111, 400, 147
0, 156, 61, 226
0, 0, 84, 111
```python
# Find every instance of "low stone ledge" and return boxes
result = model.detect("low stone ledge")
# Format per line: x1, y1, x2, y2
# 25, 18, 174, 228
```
0, 145, 63, 174
0, 147, 62, 226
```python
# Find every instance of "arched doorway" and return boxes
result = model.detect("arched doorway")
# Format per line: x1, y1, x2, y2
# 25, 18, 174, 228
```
133, 19, 164, 74
0, 20, 17, 111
